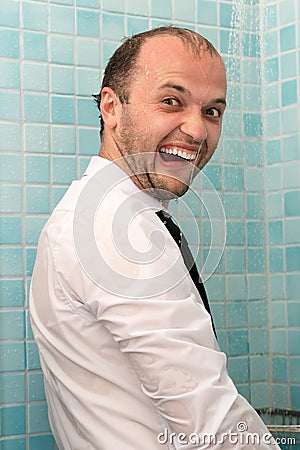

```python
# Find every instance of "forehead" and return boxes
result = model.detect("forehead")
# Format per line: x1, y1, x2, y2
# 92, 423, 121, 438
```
134, 35, 226, 94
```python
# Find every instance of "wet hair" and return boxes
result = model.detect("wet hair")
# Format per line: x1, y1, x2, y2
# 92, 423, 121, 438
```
93, 26, 221, 136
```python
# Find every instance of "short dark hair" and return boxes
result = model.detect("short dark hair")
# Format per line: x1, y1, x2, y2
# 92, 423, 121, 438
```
93, 26, 220, 137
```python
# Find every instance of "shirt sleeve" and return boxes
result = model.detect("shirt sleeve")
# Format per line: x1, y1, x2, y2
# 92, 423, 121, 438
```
57, 195, 279, 450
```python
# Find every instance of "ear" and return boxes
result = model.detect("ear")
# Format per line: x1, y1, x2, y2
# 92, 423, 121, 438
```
100, 87, 121, 130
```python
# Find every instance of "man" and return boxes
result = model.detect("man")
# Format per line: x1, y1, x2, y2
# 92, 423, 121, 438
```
30, 27, 278, 449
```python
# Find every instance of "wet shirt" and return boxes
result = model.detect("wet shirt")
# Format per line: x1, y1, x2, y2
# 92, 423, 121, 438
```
30, 156, 279, 450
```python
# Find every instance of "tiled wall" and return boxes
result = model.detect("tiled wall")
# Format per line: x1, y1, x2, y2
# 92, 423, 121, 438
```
0, 0, 299, 447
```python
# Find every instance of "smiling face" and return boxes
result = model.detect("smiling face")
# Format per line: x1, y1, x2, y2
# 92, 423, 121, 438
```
100, 35, 227, 200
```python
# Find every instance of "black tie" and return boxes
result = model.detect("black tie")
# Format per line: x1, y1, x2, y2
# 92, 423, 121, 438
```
156, 210, 216, 337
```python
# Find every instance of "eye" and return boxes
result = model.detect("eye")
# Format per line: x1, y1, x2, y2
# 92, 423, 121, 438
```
162, 97, 180, 107
206, 107, 222, 118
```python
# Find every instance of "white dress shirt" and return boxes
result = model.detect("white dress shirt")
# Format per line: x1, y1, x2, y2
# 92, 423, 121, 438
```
30, 156, 279, 450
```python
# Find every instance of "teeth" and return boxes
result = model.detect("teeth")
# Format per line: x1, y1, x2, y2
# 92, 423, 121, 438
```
160, 147, 196, 161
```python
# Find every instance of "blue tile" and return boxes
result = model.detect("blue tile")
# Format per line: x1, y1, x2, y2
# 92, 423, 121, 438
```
266, 192, 283, 218
0, 279, 25, 307
226, 222, 244, 246
228, 330, 248, 356
219, 2, 233, 28
270, 274, 285, 300
126, 0, 148, 15
224, 193, 244, 218
271, 329, 287, 354
78, 128, 99, 155
283, 135, 299, 161
286, 246, 300, 271
265, 111, 281, 137
282, 106, 299, 134
288, 301, 300, 328
222, 112, 241, 137
223, 57, 241, 84
0, 92, 21, 121
264, 4, 277, 28
266, 140, 281, 164
280, 25, 296, 52
49, 4, 74, 34
0, 60, 20, 89
250, 355, 269, 381
264, 30, 278, 57
22, 1, 47, 31
243, 86, 261, 112
225, 248, 245, 273
0, 373, 25, 403
174, 0, 195, 22
0, 29, 19, 58
265, 57, 279, 83
25, 155, 50, 183
0, 248, 23, 276
290, 385, 300, 410
77, 9, 99, 37
1, 438, 26, 450
271, 301, 287, 327
251, 383, 270, 409
249, 328, 269, 354
265, 84, 279, 110
205, 275, 225, 302
79, 157, 91, 176
26, 247, 37, 276
26, 341, 41, 370
77, 97, 99, 126
245, 141, 263, 165
285, 218, 300, 244
287, 274, 300, 300
0, 123, 21, 152
282, 79, 298, 106
24, 124, 49, 153
102, 13, 125, 41
242, 33, 260, 57
0, 342, 25, 372
28, 403, 51, 433
52, 186, 68, 207
247, 222, 264, 246
247, 274, 267, 300
224, 166, 244, 191
281, 52, 297, 78
76, 67, 99, 96
284, 161, 300, 189
228, 357, 249, 384
102, 0, 124, 13
247, 248, 266, 273
0, 311, 25, 340
0, 154, 21, 184
77, 38, 100, 67
272, 384, 288, 409
28, 372, 46, 402
285, 191, 300, 216
223, 140, 243, 164
51, 96, 75, 124
242, 59, 261, 84
289, 330, 300, 355
246, 194, 264, 219
0, 0, 19, 27
0, 405, 26, 436
26, 217, 47, 245
226, 275, 246, 301
268, 221, 283, 245
51, 65, 74, 95
126, 16, 149, 36
248, 301, 268, 327
23, 62, 48, 92
227, 302, 247, 328
52, 156, 76, 184
227, 85, 241, 111
101, 40, 119, 67
290, 357, 300, 383
29, 435, 55, 450
269, 247, 284, 272
151, 0, 172, 19
243, 113, 263, 137
23, 32, 47, 61
24, 93, 49, 123
210, 303, 225, 329
51, 126, 76, 154
26, 186, 50, 214
0, 185, 22, 213
50, 36, 74, 65
76, 0, 98, 7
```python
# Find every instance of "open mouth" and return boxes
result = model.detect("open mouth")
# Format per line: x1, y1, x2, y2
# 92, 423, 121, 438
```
159, 146, 197, 162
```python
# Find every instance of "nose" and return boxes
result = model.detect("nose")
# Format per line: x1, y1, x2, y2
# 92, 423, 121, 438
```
180, 110, 207, 143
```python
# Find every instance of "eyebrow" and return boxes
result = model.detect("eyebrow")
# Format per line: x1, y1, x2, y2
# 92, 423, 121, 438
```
159, 83, 227, 106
